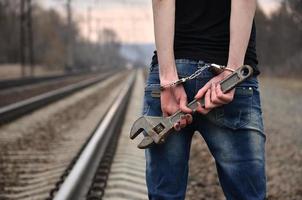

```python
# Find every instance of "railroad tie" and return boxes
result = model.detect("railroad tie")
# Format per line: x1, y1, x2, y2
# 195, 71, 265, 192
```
103, 70, 148, 200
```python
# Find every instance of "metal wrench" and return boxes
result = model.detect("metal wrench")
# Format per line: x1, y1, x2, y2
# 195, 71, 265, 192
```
130, 65, 253, 149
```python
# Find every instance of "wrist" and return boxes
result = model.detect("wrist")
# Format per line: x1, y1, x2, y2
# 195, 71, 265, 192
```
220, 70, 232, 78
226, 60, 244, 70
160, 77, 179, 85
159, 64, 178, 84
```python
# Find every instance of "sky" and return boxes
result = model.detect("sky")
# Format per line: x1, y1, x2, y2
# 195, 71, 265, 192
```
40, 0, 282, 44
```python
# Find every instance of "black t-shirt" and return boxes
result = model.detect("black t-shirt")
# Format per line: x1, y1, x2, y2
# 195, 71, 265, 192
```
152, 0, 259, 75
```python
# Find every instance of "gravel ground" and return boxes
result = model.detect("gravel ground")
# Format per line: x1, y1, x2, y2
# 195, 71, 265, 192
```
186, 77, 302, 200
0, 72, 129, 199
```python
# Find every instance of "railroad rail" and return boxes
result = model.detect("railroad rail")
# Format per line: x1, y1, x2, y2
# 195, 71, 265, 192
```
51, 72, 136, 200
0, 72, 113, 124
0, 72, 92, 90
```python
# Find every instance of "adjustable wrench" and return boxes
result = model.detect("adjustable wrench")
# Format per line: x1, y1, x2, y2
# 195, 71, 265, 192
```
130, 65, 253, 149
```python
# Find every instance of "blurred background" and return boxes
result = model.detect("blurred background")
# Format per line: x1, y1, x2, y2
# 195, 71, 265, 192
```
0, 0, 154, 79
0, 0, 301, 200
0, 0, 301, 77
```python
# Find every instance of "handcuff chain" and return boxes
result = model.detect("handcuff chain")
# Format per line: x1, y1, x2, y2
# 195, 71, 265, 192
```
188, 64, 211, 80
159, 63, 236, 91
160, 64, 211, 90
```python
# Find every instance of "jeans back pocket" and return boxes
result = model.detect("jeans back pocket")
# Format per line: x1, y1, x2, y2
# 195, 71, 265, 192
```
211, 86, 253, 130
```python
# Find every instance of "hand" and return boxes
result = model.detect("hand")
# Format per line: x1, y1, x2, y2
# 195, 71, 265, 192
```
160, 84, 192, 130
195, 71, 235, 114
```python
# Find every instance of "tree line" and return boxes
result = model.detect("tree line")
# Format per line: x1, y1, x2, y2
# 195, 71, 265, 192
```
256, 0, 302, 77
0, 0, 127, 75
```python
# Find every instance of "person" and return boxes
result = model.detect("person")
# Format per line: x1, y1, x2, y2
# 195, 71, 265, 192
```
143, 0, 266, 199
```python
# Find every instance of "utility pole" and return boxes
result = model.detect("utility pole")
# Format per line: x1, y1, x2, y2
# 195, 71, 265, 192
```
20, 0, 26, 77
66, 0, 74, 71
20, 0, 35, 77
27, 0, 34, 76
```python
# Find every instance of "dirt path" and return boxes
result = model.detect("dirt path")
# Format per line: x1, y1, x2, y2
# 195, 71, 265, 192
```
186, 77, 302, 200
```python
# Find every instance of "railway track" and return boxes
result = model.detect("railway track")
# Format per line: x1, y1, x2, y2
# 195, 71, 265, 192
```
0, 70, 148, 200
0, 72, 114, 124
51, 70, 148, 200
51, 72, 136, 200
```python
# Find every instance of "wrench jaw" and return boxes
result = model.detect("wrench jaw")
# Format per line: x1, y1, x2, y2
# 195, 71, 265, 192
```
130, 116, 175, 149
129, 116, 156, 148
137, 127, 172, 149
137, 136, 154, 149
130, 116, 148, 139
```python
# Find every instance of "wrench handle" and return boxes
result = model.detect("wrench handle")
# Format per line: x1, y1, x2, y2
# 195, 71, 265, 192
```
170, 65, 253, 124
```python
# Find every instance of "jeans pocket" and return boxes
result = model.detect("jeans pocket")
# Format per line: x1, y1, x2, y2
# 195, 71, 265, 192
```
212, 86, 254, 130
143, 83, 162, 116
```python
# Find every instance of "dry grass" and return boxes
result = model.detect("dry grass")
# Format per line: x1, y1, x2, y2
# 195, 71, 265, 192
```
0, 64, 64, 80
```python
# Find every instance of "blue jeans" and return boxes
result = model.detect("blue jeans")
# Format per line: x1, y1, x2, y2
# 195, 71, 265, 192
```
143, 59, 266, 200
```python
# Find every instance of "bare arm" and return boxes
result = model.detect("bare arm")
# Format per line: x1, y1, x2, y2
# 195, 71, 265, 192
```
152, 0, 191, 127
227, 0, 256, 70
195, 0, 256, 114
152, 0, 178, 83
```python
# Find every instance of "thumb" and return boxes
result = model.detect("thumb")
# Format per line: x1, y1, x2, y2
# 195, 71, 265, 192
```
179, 95, 192, 113
195, 83, 210, 99
162, 111, 169, 117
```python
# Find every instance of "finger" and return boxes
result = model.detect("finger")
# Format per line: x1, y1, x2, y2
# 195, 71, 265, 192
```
217, 84, 235, 96
162, 106, 173, 116
185, 114, 193, 124
204, 89, 211, 109
196, 101, 211, 115
204, 89, 219, 109
195, 101, 203, 113
179, 116, 187, 128
163, 108, 174, 117
161, 103, 169, 117
216, 84, 234, 103
163, 104, 178, 116
195, 82, 211, 99
211, 83, 224, 105
174, 122, 181, 131
179, 95, 192, 113
162, 111, 169, 117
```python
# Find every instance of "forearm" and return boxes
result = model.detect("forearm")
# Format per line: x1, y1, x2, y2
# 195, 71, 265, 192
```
227, 0, 256, 69
152, 0, 177, 83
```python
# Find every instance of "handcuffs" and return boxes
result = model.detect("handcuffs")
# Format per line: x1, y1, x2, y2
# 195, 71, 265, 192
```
159, 63, 235, 91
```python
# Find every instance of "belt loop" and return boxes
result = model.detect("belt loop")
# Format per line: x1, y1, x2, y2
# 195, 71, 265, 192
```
197, 60, 205, 68
149, 61, 154, 72
150, 62, 157, 72
151, 65, 154, 72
